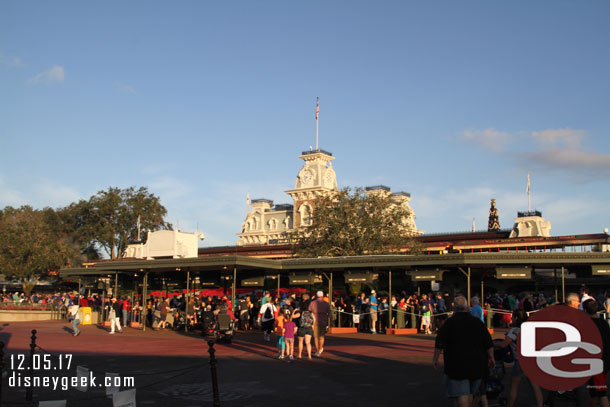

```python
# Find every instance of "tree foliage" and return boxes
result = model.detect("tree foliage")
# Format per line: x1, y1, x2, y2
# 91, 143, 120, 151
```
0, 206, 81, 295
292, 187, 416, 257
61, 186, 170, 259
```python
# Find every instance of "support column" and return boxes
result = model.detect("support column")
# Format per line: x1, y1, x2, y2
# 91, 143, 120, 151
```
114, 273, 118, 299
142, 272, 148, 332
232, 267, 237, 310
467, 267, 471, 306
561, 266, 565, 303
185, 270, 190, 333
329, 271, 333, 328
554, 268, 558, 303
388, 269, 392, 329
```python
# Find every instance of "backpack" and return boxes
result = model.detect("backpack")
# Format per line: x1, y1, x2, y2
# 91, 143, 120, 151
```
300, 310, 313, 329
263, 304, 273, 320
421, 301, 429, 313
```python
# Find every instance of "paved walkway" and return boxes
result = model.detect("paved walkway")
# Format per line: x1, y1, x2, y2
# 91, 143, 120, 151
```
0, 321, 597, 406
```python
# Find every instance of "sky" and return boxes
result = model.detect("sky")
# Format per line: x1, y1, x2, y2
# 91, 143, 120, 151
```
1, 1, 609, 247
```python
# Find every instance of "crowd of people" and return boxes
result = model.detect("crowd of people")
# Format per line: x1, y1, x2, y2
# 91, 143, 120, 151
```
434, 286, 610, 407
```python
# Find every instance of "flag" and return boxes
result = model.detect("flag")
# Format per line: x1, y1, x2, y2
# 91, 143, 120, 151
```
315, 97, 319, 120
526, 173, 530, 194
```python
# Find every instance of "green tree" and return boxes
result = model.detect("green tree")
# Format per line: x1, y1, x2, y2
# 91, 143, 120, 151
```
292, 187, 416, 257
61, 186, 170, 259
0, 206, 81, 296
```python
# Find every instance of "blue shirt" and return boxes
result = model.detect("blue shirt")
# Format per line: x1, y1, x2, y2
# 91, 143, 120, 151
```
470, 304, 484, 323
369, 295, 378, 311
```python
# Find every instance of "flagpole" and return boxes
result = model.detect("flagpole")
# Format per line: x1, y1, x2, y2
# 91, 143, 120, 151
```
315, 97, 319, 151
527, 173, 531, 213
316, 115, 319, 150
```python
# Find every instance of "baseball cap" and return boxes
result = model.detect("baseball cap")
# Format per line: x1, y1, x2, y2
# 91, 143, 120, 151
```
371, 290, 376, 294
316, 291, 324, 297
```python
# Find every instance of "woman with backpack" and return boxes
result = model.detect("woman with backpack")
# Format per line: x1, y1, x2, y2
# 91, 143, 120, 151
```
293, 294, 315, 359
258, 297, 277, 342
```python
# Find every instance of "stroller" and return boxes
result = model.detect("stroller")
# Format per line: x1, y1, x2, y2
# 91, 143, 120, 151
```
201, 310, 216, 337
486, 339, 510, 399
215, 312, 235, 344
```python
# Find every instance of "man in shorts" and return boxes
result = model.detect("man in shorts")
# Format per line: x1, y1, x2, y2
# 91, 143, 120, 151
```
309, 291, 330, 357
433, 296, 494, 407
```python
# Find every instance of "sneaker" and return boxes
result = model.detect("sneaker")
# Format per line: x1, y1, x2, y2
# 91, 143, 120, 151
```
278, 355, 285, 359
289, 355, 294, 360
314, 352, 320, 357
109, 332, 115, 335
318, 348, 323, 356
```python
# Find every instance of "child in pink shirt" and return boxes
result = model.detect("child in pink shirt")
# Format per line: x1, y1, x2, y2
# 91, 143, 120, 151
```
283, 312, 297, 363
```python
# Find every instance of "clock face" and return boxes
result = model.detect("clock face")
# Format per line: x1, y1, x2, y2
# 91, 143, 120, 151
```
301, 170, 313, 184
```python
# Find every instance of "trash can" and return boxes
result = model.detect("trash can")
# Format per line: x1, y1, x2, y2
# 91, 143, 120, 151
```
81, 307, 92, 325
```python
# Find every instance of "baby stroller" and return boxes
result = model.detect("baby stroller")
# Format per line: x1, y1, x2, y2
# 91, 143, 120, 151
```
201, 310, 216, 337
487, 339, 510, 399
215, 312, 235, 344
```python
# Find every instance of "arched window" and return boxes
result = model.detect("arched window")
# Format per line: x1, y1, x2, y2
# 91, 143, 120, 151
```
298, 203, 313, 226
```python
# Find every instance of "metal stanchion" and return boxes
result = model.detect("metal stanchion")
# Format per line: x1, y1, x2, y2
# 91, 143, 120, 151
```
26, 329, 37, 401
0, 341, 4, 403
486, 304, 493, 329
208, 340, 221, 407
411, 309, 417, 330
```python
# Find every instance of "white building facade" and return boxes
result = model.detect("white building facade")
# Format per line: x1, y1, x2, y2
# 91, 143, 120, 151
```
237, 149, 421, 246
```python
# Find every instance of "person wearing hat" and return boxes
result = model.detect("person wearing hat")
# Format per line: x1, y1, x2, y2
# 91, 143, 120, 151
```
108, 297, 123, 334
308, 291, 331, 357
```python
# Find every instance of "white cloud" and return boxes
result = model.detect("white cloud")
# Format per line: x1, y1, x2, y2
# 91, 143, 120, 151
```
461, 128, 510, 152
0, 52, 23, 67
531, 128, 586, 149
0, 176, 82, 209
461, 126, 610, 177
28, 65, 65, 84
116, 82, 136, 95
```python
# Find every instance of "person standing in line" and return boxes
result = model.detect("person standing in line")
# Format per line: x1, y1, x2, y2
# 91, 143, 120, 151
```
433, 296, 495, 407
470, 296, 484, 324
583, 299, 610, 407
605, 290, 610, 328
309, 291, 331, 357
580, 286, 593, 310
122, 296, 131, 327
369, 290, 378, 334
108, 297, 123, 334
420, 293, 433, 334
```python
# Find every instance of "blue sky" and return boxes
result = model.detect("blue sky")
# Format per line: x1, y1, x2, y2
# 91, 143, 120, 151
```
1, 1, 609, 247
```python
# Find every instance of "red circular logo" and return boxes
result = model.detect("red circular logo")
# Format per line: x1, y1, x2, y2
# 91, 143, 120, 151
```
518, 304, 603, 390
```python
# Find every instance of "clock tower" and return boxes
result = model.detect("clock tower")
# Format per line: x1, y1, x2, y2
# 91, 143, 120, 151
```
285, 149, 338, 229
